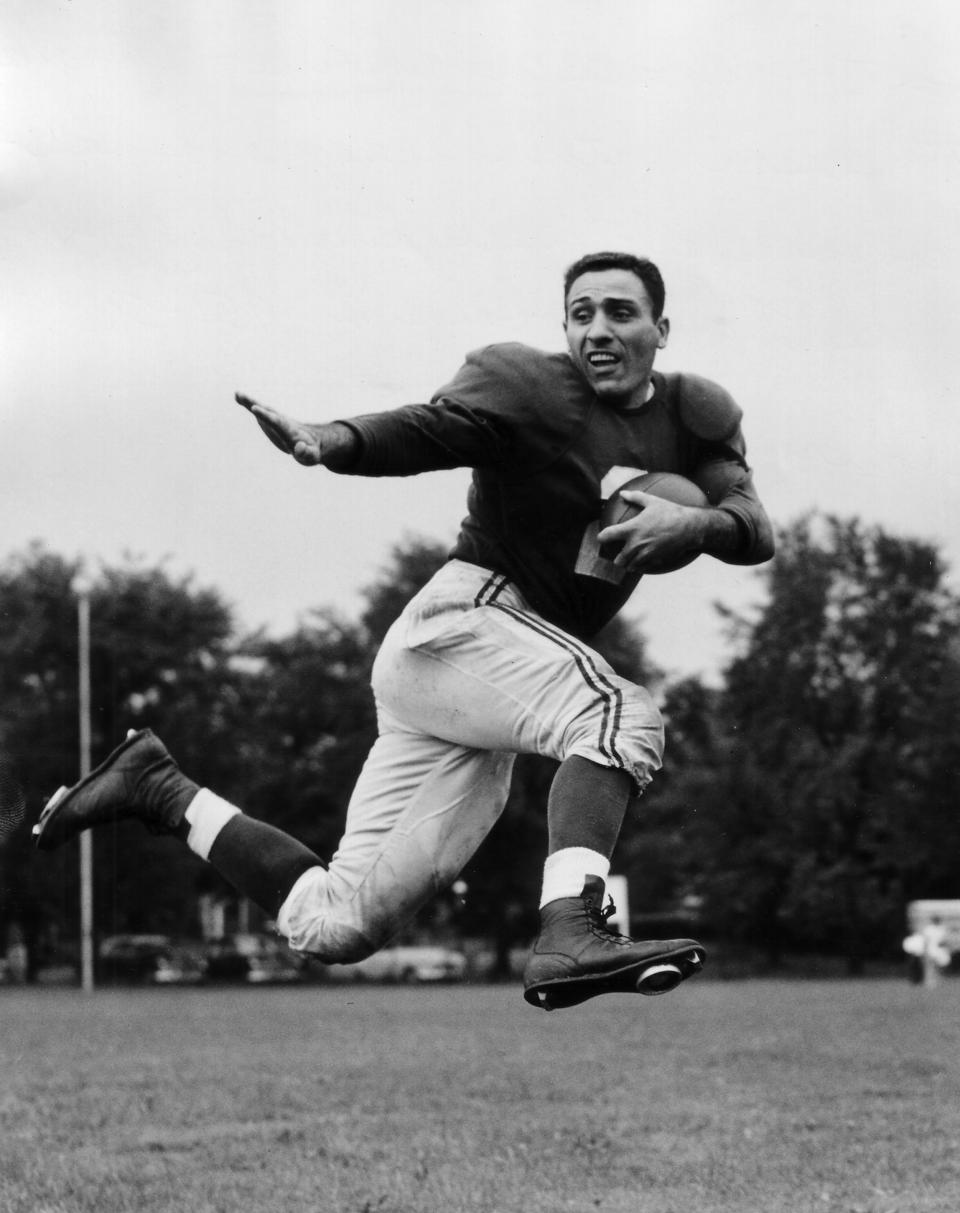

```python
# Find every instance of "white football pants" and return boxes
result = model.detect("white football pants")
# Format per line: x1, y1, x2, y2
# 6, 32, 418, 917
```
276, 560, 664, 962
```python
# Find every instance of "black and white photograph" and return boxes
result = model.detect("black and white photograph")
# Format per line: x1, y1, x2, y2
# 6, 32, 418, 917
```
2, 3, 960, 1210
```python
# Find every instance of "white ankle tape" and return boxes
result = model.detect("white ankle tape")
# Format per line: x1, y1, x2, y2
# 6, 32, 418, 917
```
539, 847, 610, 908
184, 789, 240, 860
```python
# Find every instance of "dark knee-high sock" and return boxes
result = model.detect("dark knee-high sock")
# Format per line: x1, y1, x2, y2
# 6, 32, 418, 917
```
207, 815, 324, 918
547, 755, 633, 858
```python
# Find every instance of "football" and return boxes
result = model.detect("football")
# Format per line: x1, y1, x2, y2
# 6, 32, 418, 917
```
600, 471, 709, 573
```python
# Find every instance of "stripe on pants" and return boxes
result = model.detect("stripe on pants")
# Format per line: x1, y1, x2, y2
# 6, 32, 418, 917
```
486, 600, 626, 769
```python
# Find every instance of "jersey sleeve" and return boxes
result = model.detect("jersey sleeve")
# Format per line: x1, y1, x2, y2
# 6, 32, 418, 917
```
334, 344, 544, 477
678, 374, 775, 566
695, 455, 775, 565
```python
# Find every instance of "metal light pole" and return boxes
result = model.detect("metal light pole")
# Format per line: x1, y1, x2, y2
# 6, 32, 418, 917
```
73, 571, 95, 993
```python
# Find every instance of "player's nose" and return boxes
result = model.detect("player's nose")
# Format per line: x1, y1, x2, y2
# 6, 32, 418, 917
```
585, 312, 613, 341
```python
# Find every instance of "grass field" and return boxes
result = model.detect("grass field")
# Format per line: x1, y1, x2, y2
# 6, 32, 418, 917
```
3, 977, 960, 1213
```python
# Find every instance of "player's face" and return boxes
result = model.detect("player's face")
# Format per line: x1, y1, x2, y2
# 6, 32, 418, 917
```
564, 269, 669, 405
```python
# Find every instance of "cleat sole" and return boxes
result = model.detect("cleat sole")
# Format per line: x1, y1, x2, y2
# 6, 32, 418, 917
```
635, 962, 682, 995
32, 787, 68, 838
523, 942, 705, 1011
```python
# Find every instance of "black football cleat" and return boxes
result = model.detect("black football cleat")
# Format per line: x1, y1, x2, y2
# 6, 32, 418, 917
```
523, 875, 704, 1011
33, 729, 198, 851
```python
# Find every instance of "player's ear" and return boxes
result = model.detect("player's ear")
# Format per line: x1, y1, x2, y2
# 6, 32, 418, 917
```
656, 316, 670, 349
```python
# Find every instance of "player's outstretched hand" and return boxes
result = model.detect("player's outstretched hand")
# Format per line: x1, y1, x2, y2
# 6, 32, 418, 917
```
235, 393, 324, 465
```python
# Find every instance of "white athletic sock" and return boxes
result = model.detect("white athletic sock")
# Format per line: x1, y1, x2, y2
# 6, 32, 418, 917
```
539, 847, 610, 908
184, 789, 240, 861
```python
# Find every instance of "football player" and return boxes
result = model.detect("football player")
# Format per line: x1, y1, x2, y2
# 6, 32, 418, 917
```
35, 251, 774, 1010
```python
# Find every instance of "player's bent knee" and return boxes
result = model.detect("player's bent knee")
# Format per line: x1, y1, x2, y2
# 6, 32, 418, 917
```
282, 910, 379, 965
563, 682, 664, 788
275, 867, 371, 963
621, 687, 665, 770
275, 864, 412, 964
645, 711, 666, 767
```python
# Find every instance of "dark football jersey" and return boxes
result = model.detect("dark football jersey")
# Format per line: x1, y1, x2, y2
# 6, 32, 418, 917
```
340, 343, 770, 638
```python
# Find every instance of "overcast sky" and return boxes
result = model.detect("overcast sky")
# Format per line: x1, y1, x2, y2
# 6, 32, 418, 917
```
3, 1, 959, 681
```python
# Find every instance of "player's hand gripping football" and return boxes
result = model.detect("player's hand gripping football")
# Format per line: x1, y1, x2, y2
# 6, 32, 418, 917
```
235, 393, 325, 465
598, 490, 707, 571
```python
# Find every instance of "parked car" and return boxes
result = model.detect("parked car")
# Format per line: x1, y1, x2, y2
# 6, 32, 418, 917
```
329, 945, 468, 984
99, 934, 206, 985
151, 947, 208, 986
203, 934, 304, 985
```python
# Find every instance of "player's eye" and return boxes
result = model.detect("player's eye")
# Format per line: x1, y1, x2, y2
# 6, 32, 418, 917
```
569, 309, 591, 324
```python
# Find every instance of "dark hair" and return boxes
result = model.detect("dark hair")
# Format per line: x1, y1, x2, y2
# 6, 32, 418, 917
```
563, 252, 666, 319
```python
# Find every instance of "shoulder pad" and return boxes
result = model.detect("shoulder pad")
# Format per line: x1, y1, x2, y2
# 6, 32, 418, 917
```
673, 373, 743, 442
459, 343, 579, 401
464, 342, 557, 377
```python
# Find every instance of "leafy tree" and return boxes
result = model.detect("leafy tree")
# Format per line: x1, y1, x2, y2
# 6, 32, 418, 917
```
239, 610, 376, 859
682, 514, 960, 968
0, 545, 251, 968
0, 545, 96, 971
0, 544, 83, 784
